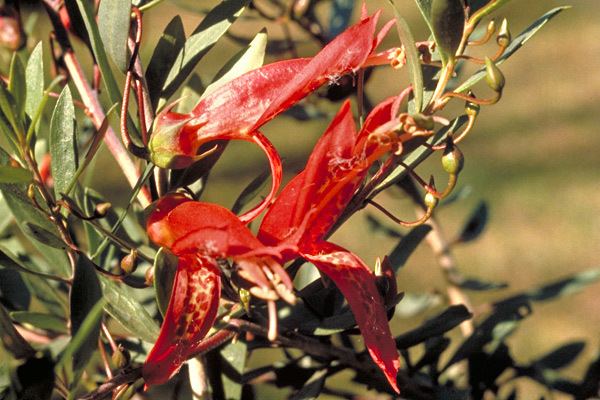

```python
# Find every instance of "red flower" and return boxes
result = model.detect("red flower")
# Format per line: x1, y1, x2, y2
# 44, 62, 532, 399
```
149, 11, 397, 223
143, 94, 419, 392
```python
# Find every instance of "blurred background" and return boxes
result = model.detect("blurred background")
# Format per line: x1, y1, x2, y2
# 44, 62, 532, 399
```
10, 0, 600, 398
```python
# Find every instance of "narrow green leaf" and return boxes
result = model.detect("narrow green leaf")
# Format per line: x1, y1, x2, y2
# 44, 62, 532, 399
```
535, 342, 585, 371
8, 54, 26, 120
25, 43, 44, 120
50, 86, 78, 197
388, 225, 432, 272
0, 165, 32, 183
22, 223, 66, 249
221, 341, 248, 400
0, 303, 36, 359
10, 311, 68, 334
0, 79, 22, 140
412, 0, 434, 36
202, 29, 267, 99
389, 1, 424, 112
99, 276, 159, 343
145, 16, 186, 108
455, 201, 488, 244
56, 299, 105, 387
70, 254, 103, 377
290, 369, 328, 400
0, 148, 70, 276
396, 305, 471, 349
455, 7, 569, 93
158, 0, 249, 108
153, 247, 178, 317
98, 0, 132, 72
231, 169, 270, 215
395, 292, 442, 318
458, 277, 507, 291
176, 73, 205, 113
430, 0, 465, 65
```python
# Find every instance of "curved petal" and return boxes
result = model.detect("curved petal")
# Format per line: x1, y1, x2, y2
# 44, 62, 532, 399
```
143, 256, 221, 386
238, 131, 282, 224
147, 196, 264, 257
302, 242, 400, 393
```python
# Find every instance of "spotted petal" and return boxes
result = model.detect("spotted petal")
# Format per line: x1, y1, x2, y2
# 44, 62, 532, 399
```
143, 255, 221, 386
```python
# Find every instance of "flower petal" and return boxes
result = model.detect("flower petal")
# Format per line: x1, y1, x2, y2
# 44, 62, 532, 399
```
302, 241, 400, 393
143, 255, 221, 386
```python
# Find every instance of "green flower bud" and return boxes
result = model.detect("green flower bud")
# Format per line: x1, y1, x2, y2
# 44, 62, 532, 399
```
465, 100, 480, 118
497, 18, 511, 47
239, 288, 251, 311
111, 345, 130, 369
485, 57, 505, 92
424, 192, 439, 209
94, 202, 112, 218
441, 142, 464, 175
431, 0, 466, 65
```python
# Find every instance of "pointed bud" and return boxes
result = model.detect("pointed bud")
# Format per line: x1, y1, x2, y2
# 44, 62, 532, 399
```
94, 202, 112, 218
111, 345, 130, 369
145, 266, 155, 286
149, 106, 197, 169
496, 18, 511, 47
424, 192, 439, 209
441, 140, 464, 175
485, 57, 505, 92
120, 249, 138, 275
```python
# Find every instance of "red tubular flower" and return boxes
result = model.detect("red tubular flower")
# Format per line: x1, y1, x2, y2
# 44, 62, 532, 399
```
143, 96, 413, 392
149, 11, 396, 223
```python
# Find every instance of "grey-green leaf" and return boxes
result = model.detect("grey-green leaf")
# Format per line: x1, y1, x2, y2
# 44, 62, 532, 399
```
221, 340, 248, 400
396, 305, 471, 349
158, 0, 249, 108
8, 53, 26, 120
0, 303, 36, 359
23, 222, 67, 249
455, 201, 488, 243
50, 86, 78, 197
455, 7, 569, 93
0, 165, 32, 183
388, 225, 432, 272
99, 276, 159, 343
25, 42, 44, 120
389, 1, 424, 112
10, 311, 68, 334
153, 247, 178, 317
98, 0, 132, 72
430, 0, 465, 65
70, 254, 103, 376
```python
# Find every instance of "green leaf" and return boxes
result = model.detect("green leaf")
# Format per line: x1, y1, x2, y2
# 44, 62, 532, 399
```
0, 165, 32, 183
289, 369, 328, 400
158, 0, 249, 108
99, 276, 159, 343
394, 292, 442, 318
153, 248, 178, 317
430, 0, 465, 65
22, 223, 66, 249
50, 86, 78, 197
98, 0, 132, 73
388, 225, 432, 272
8, 53, 26, 120
231, 168, 269, 215
455, 201, 488, 243
25, 42, 44, 121
455, 7, 569, 93
458, 277, 507, 291
175, 74, 205, 114
56, 298, 105, 387
0, 149, 70, 276
10, 311, 67, 334
202, 29, 267, 99
70, 254, 103, 378
389, 1, 424, 112
220, 340, 248, 400
535, 342, 585, 371
395, 305, 471, 349
0, 79, 22, 143
145, 16, 186, 108
412, 0, 434, 36
0, 303, 36, 359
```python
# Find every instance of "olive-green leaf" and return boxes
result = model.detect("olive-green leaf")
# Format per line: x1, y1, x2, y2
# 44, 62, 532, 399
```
0, 303, 36, 359
412, 0, 434, 35
221, 340, 248, 400
430, 0, 465, 65
10, 311, 68, 334
455, 7, 569, 93
202, 28, 267, 99
70, 254, 103, 377
388, 225, 432, 272
153, 247, 178, 317
158, 0, 249, 108
455, 201, 488, 244
25, 42, 44, 120
396, 305, 471, 349
99, 275, 159, 343
0, 165, 32, 183
8, 53, 26, 120
98, 0, 132, 72
146, 16, 186, 108
22, 223, 67, 249
50, 86, 78, 197
389, 0, 424, 112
